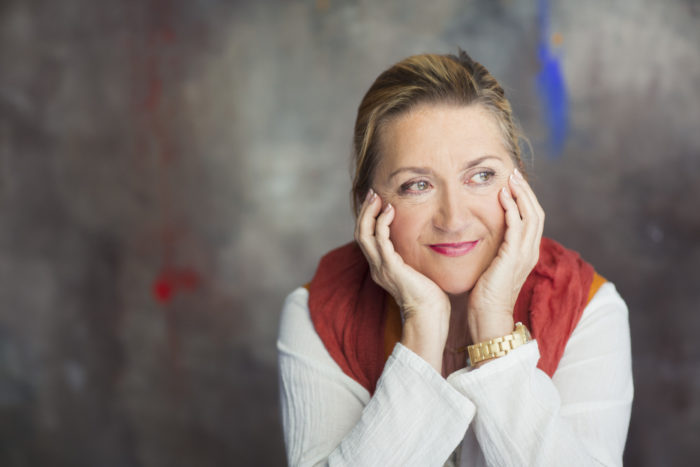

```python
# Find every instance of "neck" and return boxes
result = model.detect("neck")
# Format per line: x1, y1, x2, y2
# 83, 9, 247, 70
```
446, 292, 471, 349
440, 292, 472, 376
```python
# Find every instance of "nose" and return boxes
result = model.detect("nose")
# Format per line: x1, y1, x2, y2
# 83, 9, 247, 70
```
433, 185, 471, 233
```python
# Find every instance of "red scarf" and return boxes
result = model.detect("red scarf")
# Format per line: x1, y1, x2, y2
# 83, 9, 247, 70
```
308, 238, 601, 394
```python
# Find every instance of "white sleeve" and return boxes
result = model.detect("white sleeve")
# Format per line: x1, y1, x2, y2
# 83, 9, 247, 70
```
447, 282, 633, 466
277, 287, 475, 467
278, 283, 633, 466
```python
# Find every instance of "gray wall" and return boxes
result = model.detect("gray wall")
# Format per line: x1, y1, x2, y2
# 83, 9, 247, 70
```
1, 0, 698, 465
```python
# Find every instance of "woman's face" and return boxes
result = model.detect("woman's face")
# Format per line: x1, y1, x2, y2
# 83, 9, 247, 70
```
372, 103, 515, 295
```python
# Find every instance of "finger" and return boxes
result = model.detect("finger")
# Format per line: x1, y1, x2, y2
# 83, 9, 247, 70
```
354, 189, 372, 243
354, 190, 382, 264
356, 191, 382, 248
513, 169, 545, 222
499, 186, 523, 247
509, 172, 542, 245
509, 172, 544, 262
354, 189, 376, 237
508, 171, 536, 220
374, 202, 401, 268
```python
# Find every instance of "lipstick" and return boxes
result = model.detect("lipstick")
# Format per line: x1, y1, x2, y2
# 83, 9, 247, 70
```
429, 241, 479, 257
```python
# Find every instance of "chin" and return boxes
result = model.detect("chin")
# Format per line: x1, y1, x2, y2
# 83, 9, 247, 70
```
431, 274, 477, 296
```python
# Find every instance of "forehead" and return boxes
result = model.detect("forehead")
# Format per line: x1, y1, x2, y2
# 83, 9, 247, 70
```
377, 103, 511, 170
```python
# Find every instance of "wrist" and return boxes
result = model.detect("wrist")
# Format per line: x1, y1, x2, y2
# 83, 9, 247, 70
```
400, 321, 446, 373
468, 312, 514, 344
467, 322, 532, 368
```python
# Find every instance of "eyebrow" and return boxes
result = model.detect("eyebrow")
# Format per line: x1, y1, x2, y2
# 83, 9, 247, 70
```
388, 155, 504, 180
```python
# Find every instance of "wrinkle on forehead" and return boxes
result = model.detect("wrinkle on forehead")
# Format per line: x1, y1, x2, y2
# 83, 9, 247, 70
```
373, 103, 511, 185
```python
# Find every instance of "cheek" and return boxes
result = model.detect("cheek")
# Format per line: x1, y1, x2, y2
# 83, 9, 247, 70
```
482, 195, 507, 238
388, 204, 427, 253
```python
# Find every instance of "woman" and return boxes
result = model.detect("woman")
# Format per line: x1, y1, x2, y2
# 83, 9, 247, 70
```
278, 51, 633, 466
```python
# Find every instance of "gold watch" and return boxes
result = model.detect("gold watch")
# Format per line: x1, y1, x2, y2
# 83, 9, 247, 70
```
467, 322, 532, 366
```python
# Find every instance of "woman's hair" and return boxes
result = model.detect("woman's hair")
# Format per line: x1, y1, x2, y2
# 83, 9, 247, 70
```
351, 50, 529, 215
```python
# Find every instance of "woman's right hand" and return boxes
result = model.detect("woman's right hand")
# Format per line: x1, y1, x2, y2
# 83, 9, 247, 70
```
354, 189, 451, 373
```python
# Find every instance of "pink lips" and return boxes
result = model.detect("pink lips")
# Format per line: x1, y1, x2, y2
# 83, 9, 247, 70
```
429, 241, 479, 257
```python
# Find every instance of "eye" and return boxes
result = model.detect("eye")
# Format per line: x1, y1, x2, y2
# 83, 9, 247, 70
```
468, 170, 495, 185
400, 179, 432, 194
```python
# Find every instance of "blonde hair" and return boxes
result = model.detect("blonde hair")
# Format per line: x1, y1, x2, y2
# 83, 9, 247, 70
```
351, 50, 529, 215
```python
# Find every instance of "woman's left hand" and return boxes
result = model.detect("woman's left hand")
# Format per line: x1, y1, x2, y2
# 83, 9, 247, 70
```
467, 168, 545, 344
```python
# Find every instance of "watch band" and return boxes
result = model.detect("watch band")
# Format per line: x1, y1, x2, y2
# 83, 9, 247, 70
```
467, 322, 532, 366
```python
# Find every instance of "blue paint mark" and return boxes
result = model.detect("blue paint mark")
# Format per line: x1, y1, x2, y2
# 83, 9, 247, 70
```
536, 0, 568, 158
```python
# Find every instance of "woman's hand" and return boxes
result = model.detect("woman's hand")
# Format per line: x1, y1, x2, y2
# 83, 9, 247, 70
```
467, 169, 545, 345
355, 189, 451, 373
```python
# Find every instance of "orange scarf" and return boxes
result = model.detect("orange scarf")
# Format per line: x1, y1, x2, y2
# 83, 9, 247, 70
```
308, 238, 603, 394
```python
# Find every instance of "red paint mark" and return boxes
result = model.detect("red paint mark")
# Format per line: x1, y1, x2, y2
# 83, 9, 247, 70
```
153, 278, 173, 303
152, 267, 200, 304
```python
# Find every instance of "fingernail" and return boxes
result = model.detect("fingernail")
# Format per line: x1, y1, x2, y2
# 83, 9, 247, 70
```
370, 191, 377, 203
383, 202, 393, 213
510, 173, 519, 184
365, 188, 375, 202
501, 186, 510, 197
514, 168, 524, 179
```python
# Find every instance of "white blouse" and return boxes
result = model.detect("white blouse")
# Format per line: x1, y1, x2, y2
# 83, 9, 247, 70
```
277, 282, 633, 466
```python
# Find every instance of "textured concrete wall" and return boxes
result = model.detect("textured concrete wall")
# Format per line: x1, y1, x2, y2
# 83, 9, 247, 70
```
0, 0, 698, 465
